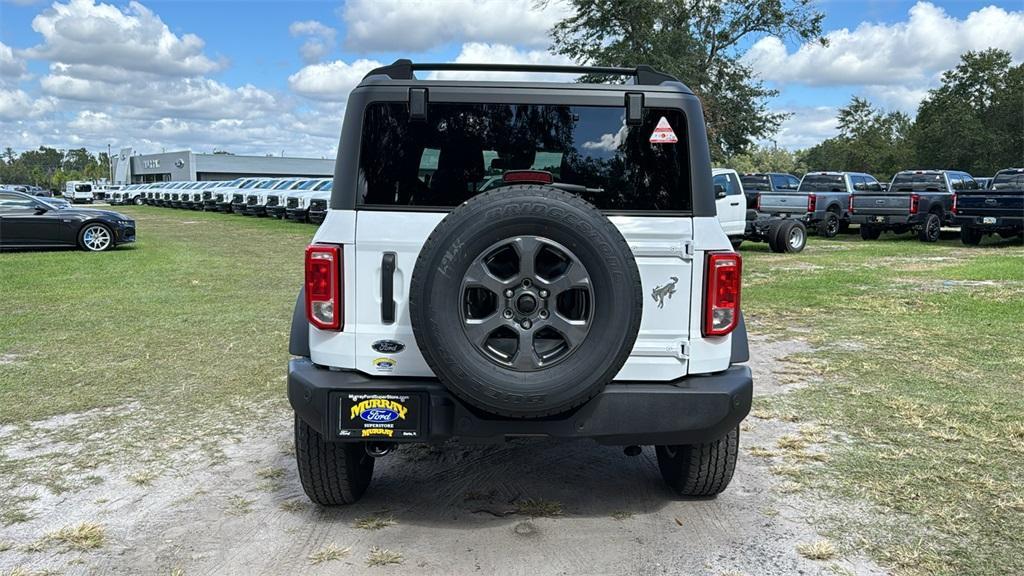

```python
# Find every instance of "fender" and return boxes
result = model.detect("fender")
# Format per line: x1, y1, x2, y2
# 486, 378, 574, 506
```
730, 311, 749, 364
289, 288, 310, 357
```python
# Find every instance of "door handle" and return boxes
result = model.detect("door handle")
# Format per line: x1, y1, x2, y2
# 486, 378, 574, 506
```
729, 202, 740, 206
381, 252, 396, 324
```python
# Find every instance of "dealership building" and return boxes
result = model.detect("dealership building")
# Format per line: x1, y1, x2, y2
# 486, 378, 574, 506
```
110, 148, 335, 184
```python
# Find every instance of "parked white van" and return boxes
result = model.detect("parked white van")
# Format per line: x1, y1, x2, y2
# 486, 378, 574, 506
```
65, 181, 95, 204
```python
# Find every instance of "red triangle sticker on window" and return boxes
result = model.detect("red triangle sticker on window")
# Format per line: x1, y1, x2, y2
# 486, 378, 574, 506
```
649, 116, 679, 144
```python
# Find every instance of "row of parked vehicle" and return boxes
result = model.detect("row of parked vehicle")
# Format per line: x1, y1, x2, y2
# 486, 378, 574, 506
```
109, 176, 334, 224
727, 167, 1024, 246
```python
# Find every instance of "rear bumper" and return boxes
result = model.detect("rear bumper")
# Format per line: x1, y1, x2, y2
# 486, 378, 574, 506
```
851, 213, 920, 226
763, 211, 816, 223
953, 214, 1023, 231
288, 358, 752, 446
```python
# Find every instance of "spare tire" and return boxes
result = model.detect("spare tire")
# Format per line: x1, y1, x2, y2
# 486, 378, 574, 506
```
409, 185, 643, 418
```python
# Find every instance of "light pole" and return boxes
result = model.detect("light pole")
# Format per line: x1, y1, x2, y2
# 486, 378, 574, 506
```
107, 143, 113, 184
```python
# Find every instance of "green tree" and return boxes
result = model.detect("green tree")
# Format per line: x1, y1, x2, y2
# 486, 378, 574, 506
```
798, 96, 913, 181
913, 49, 1024, 175
548, 0, 824, 161
726, 144, 805, 175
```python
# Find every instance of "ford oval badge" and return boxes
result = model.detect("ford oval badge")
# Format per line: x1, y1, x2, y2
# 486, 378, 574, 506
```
372, 340, 405, 353
360, 408, 400, 423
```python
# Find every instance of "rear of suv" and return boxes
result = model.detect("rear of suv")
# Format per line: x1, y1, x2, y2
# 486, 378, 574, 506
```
287, 60, 752, 506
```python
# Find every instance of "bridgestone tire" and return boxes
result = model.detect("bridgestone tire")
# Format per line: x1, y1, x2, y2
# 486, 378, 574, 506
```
409, 185, 643, 419
860, 225, 882, 240
656, 427, 739, 497
294, 415, 373, 506
960, 227, 983, 246
919, 212, 942, 242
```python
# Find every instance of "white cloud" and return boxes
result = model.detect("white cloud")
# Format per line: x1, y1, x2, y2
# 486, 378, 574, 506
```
0, 41, 28, 82
0, 88, 58, 120
27, 0, 223, 77
289, 19, 337, 64
745, 2, 1024, 88
583, 125, 627, 152
768, 106, 840, 150
288, 58, 383, 101
429, 43, 576, 81
342, 0, 568, 52
2, 0, 342, 157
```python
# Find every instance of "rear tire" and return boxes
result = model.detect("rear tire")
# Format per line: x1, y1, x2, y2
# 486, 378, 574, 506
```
918, 212, 941, 242
860, 225, 882, 240
781, 221, 807, 253
817, 211, 840, 238
294, 415, 374, 506
656, 427, 739, 497
960, 226, 983, 246
767, 221, 786, 252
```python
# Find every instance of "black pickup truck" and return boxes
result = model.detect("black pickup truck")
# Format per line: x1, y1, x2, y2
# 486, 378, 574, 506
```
739, 172, 801, 209
953, 168, 1024, 245
850, 170, 978, 242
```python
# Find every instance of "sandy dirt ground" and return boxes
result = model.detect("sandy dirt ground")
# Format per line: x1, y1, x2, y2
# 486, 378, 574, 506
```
0, 338, 889, 576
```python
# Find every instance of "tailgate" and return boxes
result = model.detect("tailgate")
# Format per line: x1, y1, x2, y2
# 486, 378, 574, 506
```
852, 194, 910, 215
957, 191, 1024, 217
758, 194, 809, 214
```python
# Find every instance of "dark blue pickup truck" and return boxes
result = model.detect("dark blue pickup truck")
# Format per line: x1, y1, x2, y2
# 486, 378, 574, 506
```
953, 168, 1024, 245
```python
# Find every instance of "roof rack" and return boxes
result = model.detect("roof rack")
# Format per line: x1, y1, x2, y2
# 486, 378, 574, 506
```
363, 59, 678, 86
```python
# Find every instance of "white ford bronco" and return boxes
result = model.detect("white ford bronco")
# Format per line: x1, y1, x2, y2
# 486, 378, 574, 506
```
288, 60, 752, 505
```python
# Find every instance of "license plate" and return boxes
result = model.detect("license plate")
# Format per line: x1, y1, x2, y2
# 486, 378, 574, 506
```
339, 392, 424, 440
873, 216, 886, 223
983, 217, 997, 225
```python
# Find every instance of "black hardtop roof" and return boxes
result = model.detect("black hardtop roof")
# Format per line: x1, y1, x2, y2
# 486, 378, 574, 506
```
360, 59, 691, 94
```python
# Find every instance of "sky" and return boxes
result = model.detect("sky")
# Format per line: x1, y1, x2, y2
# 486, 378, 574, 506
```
0, 0, 1022, 158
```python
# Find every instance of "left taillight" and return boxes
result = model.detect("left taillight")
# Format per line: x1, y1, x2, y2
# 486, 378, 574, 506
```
703, 252, 742, 337
305, 244, 342, 330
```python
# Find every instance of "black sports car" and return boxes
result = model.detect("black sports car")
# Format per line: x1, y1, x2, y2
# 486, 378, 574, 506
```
0, 190, 136, 252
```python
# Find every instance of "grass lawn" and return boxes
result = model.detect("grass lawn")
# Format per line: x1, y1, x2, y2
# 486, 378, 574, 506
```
742, 231, 1024, 576
0, 207, 313, 499
1, 209, 1022, 575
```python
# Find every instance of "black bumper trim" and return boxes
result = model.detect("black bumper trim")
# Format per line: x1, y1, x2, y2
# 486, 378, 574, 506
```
288, 359, 752, 446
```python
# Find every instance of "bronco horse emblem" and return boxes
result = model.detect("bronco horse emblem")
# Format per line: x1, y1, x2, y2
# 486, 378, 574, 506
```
651, 276, 679, 309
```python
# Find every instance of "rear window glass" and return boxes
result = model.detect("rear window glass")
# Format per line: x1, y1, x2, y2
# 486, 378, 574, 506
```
992, 171, 1024, 190
799, 175, 845, 192
891, 172, 945, 192
357, 102, 691, 212
740, 175, 770, 191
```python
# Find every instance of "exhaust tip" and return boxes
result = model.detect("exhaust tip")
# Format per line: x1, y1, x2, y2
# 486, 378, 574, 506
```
623, 445, 642, 457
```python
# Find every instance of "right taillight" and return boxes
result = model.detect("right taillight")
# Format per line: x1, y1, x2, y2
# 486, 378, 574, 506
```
848, 193, 855, 214
703, 252, 742, 337
807, 193, 817, 212
755, 193, 762, 211
951, 193, 957, 215
909, 193, 920, 214
305, 244, 342, 330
